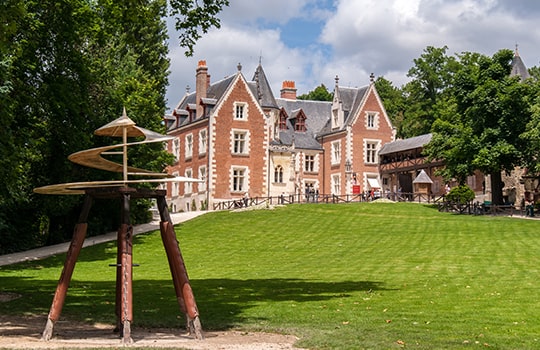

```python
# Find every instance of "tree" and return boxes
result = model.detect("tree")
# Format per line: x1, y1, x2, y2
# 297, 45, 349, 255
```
519, 80, 540, 174
374, 76, 406, 137
401, 46, 458, 137
169, 0, 230, 56
297, 84, 333, 101
0, 0, 226, 253
424, 49, 534, 204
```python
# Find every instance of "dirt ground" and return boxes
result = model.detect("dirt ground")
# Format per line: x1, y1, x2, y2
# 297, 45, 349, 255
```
0, 293, 302, 350
0, 316, 302, 350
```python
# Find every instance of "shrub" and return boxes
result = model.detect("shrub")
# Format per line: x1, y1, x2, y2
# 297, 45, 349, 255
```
446, 185, 475, 204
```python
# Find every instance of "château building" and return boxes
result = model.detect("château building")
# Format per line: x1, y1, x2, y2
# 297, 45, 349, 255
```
164, 60, 395, 212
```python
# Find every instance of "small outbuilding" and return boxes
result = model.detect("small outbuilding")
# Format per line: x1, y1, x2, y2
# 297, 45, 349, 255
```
413, 169, 433, 195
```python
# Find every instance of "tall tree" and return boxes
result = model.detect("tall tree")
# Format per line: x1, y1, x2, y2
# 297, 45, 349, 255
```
425, 49, 533, 204
401, 46, 458, 137
0, 0, 228, 253
374, 76, 405, 136
170, 0, 230, 56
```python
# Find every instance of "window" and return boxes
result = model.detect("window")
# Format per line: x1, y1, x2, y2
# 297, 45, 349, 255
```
295, 114, 306, 132
185, 134, 193, 159
366, 112, 378, 129
366, 141, 378, 164
232, 168, 246, 192
232, 130, 248, 154
331, 141, 341, 165
305, 155, 315, 172
172, 138, 180, 161
279, 110, 287, 130
234, 102, 247, 120
332, 174, 341, 195
185, 169, 193, 194
274, 165, 284, 183
198, 166, 207, 192
172, 172, 179, 196
199, 129, 207, 155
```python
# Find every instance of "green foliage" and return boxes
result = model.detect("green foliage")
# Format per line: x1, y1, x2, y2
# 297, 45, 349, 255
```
399, 46, 458, 137
519, 81, 540, 174
374, 76, 406, 135
297, 83, 333, 101
0, 0, 218, 253
169, 0, 230, 56
2, 204, 540, 349
425, 119, 478, 184
445, 185, 475, 204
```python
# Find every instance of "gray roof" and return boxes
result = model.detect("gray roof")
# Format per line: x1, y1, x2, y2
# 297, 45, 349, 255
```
273, 129, 323, 150
275, 98, 331, 135
250, 64, 278, 109
413, 169, 433, 184
169, 74, 237, 129
510, 51, 530, 81
379, 133, 432, 155
318, 85, 369, 136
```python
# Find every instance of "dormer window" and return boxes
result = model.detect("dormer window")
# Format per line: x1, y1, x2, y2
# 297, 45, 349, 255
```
294, 111, 307, 132
279, 109, 288, 130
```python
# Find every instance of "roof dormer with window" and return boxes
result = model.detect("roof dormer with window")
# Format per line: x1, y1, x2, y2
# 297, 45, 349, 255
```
331, 75, 344, 129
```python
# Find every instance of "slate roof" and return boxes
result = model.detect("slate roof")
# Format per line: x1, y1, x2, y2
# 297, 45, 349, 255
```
379, 133, 432, 155
249, 64, 278, 109
276, 98, 331, 135
274, 129, 323, 150
413, 169, 433, 184
510, 49, 530, 81
169, 74, 237, 129
317, 85, 370, 136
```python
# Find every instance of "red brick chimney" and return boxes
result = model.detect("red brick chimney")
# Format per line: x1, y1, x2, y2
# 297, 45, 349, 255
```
196, 60, 208, 118
280, 80, 297, 100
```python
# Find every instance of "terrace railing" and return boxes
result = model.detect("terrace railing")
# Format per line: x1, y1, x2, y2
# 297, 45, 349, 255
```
211, 192, 444, 211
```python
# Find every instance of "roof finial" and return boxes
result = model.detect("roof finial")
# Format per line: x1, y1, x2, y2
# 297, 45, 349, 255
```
335, 75, 339, 86
370, 72, 375, 83
259, 51, 263, 66
515, 43, 520, 57
237, 62, 242, 71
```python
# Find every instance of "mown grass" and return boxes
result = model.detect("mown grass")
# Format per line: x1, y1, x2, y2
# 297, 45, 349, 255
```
1, 202, 540, 349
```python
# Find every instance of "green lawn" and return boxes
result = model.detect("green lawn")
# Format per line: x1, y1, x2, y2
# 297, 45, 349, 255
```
1, 202, 540, 349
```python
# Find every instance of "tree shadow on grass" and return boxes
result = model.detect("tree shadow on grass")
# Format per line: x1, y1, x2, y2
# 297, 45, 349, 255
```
192, 278, 391, 329
0, 276, 392, 333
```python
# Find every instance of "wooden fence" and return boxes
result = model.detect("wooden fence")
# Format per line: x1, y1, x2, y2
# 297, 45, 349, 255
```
212, 192, 444, 211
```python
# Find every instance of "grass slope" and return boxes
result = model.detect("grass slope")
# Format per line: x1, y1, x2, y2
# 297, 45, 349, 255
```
1, 203, 540, 349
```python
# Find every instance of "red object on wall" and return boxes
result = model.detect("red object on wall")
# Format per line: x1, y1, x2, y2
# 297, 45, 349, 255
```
353, 185, 361, 194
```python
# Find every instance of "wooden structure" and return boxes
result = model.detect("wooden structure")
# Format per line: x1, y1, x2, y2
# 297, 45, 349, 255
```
413, 169, 433, 195
35, 109, 203, 343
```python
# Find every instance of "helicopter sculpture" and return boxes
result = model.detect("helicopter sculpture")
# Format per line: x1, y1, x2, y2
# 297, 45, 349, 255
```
35, 109, 203, 343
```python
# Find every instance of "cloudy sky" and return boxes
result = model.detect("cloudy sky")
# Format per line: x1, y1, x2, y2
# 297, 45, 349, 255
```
165, 0, 540, 112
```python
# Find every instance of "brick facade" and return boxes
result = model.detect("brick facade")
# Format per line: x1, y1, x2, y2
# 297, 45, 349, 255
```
165, 62, 395, 211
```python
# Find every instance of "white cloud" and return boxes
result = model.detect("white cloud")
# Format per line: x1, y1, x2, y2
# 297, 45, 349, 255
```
166, 24, 311, 110
166, 0, 540, 110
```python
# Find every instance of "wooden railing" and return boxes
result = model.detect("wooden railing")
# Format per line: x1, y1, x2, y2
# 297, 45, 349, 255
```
211, 192, 444, 211
438, 201, 520, 216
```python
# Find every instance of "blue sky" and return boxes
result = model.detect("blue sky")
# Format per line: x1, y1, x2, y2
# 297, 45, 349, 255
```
166, 0, 540, 112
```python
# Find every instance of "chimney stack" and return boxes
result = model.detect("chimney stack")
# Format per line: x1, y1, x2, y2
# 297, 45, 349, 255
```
196, 60, 208, 118
280, 80, 297, 100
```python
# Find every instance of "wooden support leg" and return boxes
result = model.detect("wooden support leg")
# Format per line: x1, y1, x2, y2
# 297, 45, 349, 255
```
118, 191, 134, 344
42, 195, 93, 341
157, 196, 203, 339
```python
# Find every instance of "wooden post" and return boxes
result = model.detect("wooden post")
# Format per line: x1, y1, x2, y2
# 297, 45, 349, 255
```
42, 195, 93, 341
118, 189, 134, 344
157, 196, 203, 339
